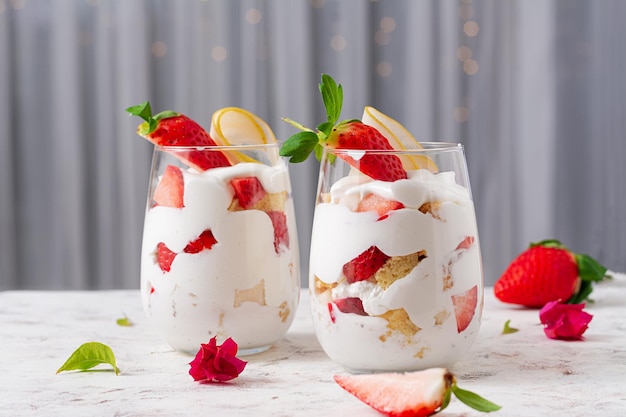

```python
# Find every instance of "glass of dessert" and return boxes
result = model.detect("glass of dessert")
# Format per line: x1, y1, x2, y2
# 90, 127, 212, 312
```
128, 104, 300, 355
281, 75, 483, 372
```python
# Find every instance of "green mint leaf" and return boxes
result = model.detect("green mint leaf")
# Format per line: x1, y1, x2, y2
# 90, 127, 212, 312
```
502, 319, 519, 334
279, 131, 320, 163
57, 342, 120, 375
319, 73, 343, 125
127, 101, 158, 134
452, 383, 501, 412
126, 101, 152, 122
314, 144, 337, 164
116, 315, 133, 327
314, 143, 324, 162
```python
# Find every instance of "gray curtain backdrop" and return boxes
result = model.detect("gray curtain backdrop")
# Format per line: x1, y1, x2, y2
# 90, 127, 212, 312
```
1, 0, 624, 290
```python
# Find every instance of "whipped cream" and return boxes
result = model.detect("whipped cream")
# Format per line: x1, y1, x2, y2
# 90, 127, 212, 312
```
141, 162, 300, 354
309, 169, 483, 371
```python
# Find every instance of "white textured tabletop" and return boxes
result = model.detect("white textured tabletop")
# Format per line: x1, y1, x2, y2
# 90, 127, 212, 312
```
1, 276, 626, 417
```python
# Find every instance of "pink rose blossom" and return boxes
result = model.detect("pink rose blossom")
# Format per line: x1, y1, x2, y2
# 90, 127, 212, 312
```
189, 336, 247, 382
539, 300, 593, 340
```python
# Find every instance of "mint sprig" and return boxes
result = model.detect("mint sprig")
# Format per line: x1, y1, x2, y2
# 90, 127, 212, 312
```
318, 73, 343, 133
280, 74, 343, 163
279, 131, 319, 163
126, 101, 179, 135
126, 101, 157, 134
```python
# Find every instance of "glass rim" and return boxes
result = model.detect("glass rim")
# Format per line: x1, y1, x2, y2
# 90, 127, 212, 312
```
153, 143, 280, 152
153, 141, 463, 154
324, 142, 464, 155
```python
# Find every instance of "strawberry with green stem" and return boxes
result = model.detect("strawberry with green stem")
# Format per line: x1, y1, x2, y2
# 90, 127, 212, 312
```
127, 101, 231, 171
494, 239, 608, 308
280, 74, 407, 182
334, 367, 500, 417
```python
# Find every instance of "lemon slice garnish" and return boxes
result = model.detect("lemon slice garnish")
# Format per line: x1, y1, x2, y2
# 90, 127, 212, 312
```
210, 107, 278, 163
361, 106, 437, 172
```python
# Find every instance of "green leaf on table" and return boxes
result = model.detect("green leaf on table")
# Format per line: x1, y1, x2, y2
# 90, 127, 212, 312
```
502, 319, 519, 334
452, 383, 502, 412
116, 314, 133, 327
56, 342, 120, 375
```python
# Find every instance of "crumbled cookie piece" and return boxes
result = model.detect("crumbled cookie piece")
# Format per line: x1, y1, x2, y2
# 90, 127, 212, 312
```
234, 279, 267, 307
374, 250, 427, 289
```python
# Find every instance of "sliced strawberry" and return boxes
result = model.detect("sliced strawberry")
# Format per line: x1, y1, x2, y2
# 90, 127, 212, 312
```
280, 75, 408, 182
183, 229, 218, 254
127, 101, 231, 171
451, 285, 478, 333
156, 242, 177, 272
333, 297, 368, 316
343, 246, 390, 284
266, 211, 289, 253
327, 303, 336, 323
183, 147, 231, 171
455, 236, 475, 251
329, 122, 407, 182
334, 368, 453, 417
356, 193, 404, 220
153, 165, 184, 208
230, 177, 267, 209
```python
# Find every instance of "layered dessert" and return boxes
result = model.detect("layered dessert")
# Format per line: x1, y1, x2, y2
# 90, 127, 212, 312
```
280, 74, 483, 371
309, 162, 482, 371
129, 104, 300, 354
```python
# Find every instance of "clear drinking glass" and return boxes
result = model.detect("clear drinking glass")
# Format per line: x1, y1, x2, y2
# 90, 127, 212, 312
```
309, 143, 483, 372
140, 144, 300, 355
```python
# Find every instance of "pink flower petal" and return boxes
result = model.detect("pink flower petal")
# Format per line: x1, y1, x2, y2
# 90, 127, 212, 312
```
539, 301, 593, 340
188, 336, 248, 382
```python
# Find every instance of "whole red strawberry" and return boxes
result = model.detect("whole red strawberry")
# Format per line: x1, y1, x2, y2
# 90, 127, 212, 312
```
279, 74, 407, 182
127, 101, 231, 171
494, 239, 608, 308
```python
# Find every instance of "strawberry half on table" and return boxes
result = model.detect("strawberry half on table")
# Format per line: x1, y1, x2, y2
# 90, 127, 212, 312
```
494, 239, 608, 308
126, 101, 231, 171
334, 367, 500, 417
279, 74, 407, 182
